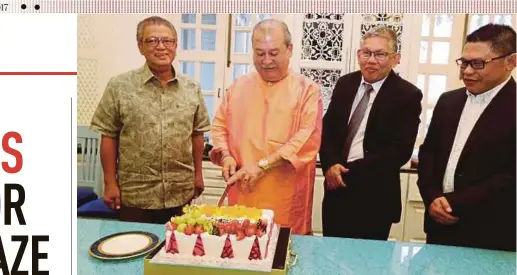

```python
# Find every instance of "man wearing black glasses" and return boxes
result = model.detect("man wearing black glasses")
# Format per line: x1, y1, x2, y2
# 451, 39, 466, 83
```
90, 16, 210, 223
320, 26, 422, 240
417, 23, 516, 251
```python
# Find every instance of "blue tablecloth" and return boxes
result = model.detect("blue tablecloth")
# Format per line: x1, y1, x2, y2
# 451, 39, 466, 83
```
78, 218, 516, 274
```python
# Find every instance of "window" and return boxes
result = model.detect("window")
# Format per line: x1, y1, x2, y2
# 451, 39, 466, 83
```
412, 14, 466, 143
171, 14, 285, 141
172, 14, 228, 140
467, 14, 517, 80
468, 14, 514, 34
80, 14, 506, 147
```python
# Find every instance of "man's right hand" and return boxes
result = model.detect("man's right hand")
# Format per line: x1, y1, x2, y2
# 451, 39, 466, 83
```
222, 156, 237, 182
103, 181, 121, 210
429, 196, 458, 225
324, 164, 349, 190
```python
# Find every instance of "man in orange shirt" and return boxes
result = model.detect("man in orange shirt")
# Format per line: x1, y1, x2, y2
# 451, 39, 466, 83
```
210, 19, 323, 235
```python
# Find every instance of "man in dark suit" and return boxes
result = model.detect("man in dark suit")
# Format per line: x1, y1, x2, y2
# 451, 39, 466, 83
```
417, 23, 516, 251
320, 27, 422, 240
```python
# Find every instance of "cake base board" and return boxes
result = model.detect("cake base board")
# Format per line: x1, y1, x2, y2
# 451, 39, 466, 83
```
144, 227, 292, 275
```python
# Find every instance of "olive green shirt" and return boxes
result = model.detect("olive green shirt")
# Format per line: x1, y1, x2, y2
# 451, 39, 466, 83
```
90, 64, 210, 209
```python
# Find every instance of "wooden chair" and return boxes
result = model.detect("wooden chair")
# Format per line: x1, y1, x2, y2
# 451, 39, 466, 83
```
76, 125, 118, 219
77, 125, 103, 196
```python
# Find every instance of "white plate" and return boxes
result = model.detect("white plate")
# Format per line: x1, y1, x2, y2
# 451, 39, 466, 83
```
89, 231, 160, 260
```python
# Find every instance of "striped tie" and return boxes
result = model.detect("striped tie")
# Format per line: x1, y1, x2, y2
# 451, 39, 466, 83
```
342, 83, 374, 161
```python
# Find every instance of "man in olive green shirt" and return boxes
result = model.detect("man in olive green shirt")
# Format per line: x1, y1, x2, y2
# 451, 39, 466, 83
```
90, 16, 211, 224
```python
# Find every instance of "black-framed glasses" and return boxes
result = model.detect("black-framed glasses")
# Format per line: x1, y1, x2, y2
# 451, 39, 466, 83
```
143, 37, 177, 48
455, 53, 513, 70
358, 49, 394, 61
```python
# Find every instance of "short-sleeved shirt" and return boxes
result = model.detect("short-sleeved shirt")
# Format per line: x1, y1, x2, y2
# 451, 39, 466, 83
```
90, 63, 210, 209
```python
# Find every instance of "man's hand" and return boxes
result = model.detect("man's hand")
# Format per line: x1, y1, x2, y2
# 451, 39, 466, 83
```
324, 164, 349, 190
227, 164, 266, 193
103, 180, 121, 210
194, 176, 204, 198
429, 196, 459, 225
222, 156, 237, 181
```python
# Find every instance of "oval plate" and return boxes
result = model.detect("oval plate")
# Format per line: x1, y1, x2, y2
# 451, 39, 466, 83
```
89, 231, 160, 260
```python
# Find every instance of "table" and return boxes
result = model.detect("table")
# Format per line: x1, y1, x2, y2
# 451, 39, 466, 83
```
78, 218, 516, 275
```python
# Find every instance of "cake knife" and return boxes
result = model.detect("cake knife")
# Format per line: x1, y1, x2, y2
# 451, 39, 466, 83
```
217, 184, 230, 207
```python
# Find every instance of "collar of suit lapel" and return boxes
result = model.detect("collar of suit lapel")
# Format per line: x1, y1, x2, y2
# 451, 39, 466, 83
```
439, 90, 468, 173
341, 72, 363, 124
456, 77, 516, 167
365, 70, 398, 123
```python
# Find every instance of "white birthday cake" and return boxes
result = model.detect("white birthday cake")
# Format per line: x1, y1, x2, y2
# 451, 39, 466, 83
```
153, 205, 279, 271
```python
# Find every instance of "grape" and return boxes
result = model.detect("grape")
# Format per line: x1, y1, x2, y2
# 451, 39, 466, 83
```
177, 224, 186, 233
212, 226, 220, 236
187, 218, 196, 225
174, 216, 185, 224
203, 223, 212, 233
195, 217, 206, 225
191, 210, 201, 219
182, 205, 191, 214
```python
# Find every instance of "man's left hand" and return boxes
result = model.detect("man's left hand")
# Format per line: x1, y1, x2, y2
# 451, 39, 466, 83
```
194, 177, 205, 198
227, 164, 266, 192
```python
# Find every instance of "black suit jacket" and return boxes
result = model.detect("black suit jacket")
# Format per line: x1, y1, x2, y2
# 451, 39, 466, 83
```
320, 70, 422, 222
417, 77, 516, 251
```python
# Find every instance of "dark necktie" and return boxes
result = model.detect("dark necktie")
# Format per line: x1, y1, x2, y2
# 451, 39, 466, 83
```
342, 83, 374, 161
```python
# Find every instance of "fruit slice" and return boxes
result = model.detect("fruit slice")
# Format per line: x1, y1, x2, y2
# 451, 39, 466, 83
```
166, 231, 179, 254
242, 219, 250, 229
194, 224, 204, 234
192, 234, 205, 256
220, 235, 234, 259
248, 236, 262, 260
236, 230, 245, 241
246, 227, 256, 237
170, 222, 178, 231
184, 225, 194, 235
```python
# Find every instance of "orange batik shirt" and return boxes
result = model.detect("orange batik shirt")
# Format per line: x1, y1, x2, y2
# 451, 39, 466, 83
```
210, 70, 323, 234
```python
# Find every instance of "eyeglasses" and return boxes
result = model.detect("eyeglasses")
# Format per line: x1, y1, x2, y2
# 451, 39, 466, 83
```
358, 50, 393, 61
455, 53, 513, 70
143, 37, 177, 48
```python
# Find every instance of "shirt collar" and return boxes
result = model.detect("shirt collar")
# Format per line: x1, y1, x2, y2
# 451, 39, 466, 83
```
139, 63, 178, 86
360, 74, 389, 93
465, 75, 511, 104
256, 69, 292, 87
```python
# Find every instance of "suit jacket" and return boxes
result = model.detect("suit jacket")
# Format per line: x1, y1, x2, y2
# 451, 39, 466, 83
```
417, 77, 516, 251
320, 70, 423, 222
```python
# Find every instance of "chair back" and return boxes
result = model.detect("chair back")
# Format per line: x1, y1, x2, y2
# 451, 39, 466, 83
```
77, 125, 103, 195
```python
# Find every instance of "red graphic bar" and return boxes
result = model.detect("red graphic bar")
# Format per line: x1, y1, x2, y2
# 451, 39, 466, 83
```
0, 72, 77, 75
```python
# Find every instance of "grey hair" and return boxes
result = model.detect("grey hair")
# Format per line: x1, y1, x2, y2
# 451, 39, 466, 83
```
136, 16, 177, 41
360, 26, 399, 53
252, 18, 292, 46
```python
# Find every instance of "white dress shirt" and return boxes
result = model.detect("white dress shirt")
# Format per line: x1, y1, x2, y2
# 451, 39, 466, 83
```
442, 76, 511, 193
347, 76, 387, 162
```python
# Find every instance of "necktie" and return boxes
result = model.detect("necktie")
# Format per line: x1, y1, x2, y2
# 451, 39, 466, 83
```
342, 83, 374, 161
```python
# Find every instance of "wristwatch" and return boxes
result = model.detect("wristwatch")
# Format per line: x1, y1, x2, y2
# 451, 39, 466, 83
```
257, 158, 271, 172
